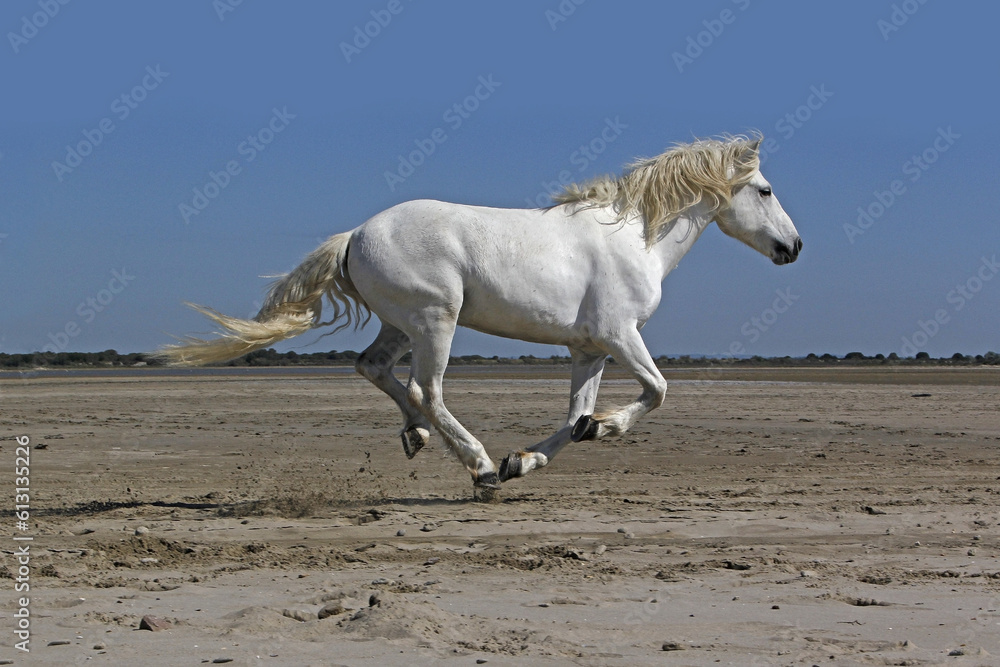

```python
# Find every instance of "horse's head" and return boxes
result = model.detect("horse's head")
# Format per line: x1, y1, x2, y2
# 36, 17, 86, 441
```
715, 140, 802, 265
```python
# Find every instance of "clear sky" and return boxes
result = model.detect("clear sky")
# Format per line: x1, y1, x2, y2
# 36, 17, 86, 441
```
2, 0, 997, 359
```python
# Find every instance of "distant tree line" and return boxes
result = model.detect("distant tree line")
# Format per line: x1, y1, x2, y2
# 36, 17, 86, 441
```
1, 349, 998, 369
655, 351, 1000, 367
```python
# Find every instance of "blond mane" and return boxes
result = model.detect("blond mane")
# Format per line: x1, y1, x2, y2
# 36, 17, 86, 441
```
552, 135, 761, 248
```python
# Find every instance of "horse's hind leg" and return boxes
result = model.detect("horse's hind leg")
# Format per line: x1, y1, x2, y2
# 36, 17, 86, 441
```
499, 348, 606, 481
355, 322, 432, 459
404, 312, 500, 489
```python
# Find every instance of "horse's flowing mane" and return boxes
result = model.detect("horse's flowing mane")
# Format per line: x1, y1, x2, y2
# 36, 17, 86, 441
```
553, 134, 761, 248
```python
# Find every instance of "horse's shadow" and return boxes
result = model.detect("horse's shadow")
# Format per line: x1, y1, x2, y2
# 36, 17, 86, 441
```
25, 493, 538, 519
28, 499, 221, 518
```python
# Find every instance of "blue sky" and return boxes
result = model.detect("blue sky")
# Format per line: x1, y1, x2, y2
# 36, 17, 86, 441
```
2, 0, 998, 358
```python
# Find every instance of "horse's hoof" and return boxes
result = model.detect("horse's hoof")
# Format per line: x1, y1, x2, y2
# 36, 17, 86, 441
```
474, 471, 501, 490
474, 485, 501, 503
498, 452, 523, 482
401, 427, 428, 459
571, 414, 599, 442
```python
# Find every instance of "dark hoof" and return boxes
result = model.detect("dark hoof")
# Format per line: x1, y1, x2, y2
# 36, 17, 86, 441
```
571, 414, 599, 442
401, 428, 426, 459
498, 452, 522, 482
474, 471, 501, 490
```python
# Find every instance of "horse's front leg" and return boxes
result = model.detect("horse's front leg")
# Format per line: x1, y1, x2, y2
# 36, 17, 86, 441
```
498, 349, 606, 481
570, 326, 666, 442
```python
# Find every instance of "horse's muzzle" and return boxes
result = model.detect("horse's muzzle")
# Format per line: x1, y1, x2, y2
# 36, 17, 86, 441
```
772, 237, 803, 265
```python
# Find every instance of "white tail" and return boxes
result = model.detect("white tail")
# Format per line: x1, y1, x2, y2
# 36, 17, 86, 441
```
156, 232, 368, 366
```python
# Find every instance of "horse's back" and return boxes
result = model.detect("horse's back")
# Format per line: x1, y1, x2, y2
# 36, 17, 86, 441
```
347, 199, 613, 344
350, 199, 596, 279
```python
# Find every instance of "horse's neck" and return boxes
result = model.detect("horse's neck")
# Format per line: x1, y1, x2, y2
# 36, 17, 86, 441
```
649, 205, 713, 280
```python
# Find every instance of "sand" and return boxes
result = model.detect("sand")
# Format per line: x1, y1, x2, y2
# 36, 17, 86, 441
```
1, 366, 999, 666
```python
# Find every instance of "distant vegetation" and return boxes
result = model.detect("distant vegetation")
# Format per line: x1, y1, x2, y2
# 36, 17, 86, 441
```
1, 349, 998, 369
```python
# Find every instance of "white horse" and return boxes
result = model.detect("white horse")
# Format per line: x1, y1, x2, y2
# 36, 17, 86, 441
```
158, 135, 801, 492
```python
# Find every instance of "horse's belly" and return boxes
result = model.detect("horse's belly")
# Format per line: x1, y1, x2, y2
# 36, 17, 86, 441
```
458, 309, 577, 346
456, 283, 586, 347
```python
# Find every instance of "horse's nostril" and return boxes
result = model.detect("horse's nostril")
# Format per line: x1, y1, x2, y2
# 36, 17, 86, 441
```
794, 238, 803, 254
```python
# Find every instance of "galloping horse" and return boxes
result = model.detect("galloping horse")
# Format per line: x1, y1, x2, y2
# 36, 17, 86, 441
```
158, 135, 802, 492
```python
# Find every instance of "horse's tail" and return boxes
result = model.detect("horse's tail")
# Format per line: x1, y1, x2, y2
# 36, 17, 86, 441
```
155, 231, 369, 366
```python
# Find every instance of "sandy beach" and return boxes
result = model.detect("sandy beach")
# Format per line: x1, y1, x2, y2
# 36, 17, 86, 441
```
1, 366, 999, 666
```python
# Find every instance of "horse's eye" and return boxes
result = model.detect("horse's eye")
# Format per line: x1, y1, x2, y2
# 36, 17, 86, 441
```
759, 187, 772, 197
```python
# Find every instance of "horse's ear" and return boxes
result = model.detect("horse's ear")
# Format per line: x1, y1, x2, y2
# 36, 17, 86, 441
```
735, 136, 762, 168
